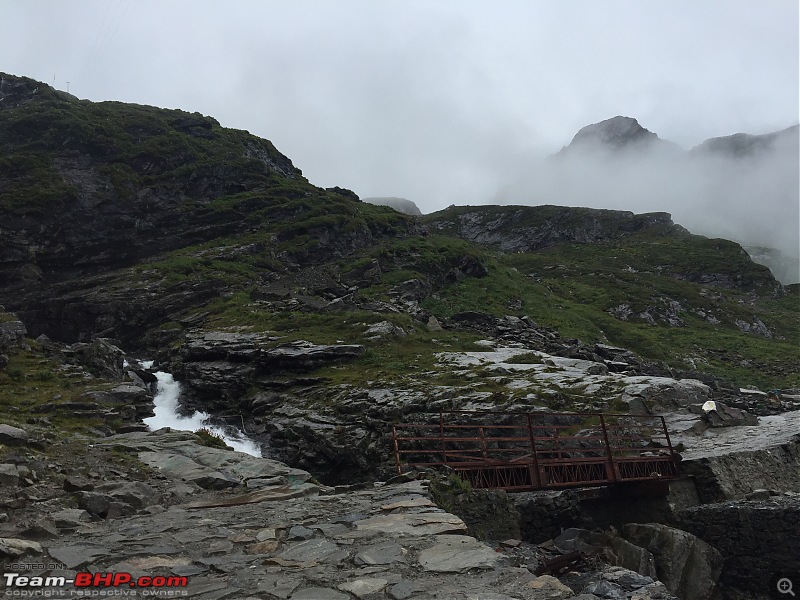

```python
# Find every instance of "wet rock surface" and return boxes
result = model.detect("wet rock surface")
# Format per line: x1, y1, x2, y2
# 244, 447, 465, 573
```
0, 430, 685, 600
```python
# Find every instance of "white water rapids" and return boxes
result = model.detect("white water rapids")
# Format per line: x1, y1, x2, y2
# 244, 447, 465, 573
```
140, 363, 262, 457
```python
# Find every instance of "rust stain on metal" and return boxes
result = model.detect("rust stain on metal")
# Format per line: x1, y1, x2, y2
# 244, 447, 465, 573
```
392, 410, 678, 491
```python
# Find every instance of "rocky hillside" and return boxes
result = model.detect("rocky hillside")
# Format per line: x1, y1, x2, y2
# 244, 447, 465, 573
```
1, 73, 799, 599
1, 71, 798, 479
0, 73, 413, 345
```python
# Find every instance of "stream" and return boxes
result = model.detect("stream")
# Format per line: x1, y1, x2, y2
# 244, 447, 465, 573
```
139, 362, 262, 457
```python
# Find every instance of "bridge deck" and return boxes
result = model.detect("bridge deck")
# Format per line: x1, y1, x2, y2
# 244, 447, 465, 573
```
392, 411, 678, 491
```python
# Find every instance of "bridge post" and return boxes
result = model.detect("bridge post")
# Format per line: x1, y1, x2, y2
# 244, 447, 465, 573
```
392, 425, 401, 475
526, 413, 542, 488
479, 427, 488, 459
439, 412, 447, 465
599, 414, 618, 482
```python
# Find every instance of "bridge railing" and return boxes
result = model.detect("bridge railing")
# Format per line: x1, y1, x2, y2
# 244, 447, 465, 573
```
392, 410, 677, 491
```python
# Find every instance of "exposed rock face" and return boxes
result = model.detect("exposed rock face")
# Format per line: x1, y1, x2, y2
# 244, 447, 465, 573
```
511, 490, 583, 543
0, 311, 26, 369
426, 205, 683, 254
0, 424, 29, 447
621, 523, 722, 600
0, 318, 26, 353
173, 332, 365, 414
429, 475, 522, 541
678, 411, 800, 502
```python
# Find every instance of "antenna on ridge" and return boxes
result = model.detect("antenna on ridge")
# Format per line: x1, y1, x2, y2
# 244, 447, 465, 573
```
66, 81, 70, 93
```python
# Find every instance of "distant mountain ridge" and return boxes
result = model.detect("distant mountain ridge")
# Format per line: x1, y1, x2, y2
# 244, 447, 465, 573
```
502, 115, 799, 284
690, 124, 799, 158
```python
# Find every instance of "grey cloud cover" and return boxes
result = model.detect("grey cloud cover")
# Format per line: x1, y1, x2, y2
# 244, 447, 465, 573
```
1, 1, 797, 225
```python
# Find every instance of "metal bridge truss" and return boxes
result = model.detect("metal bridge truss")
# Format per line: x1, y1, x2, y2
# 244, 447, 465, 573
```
392, 410, 678, 491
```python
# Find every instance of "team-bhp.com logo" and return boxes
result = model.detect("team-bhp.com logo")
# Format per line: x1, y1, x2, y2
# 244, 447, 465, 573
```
3, 572, 188, 596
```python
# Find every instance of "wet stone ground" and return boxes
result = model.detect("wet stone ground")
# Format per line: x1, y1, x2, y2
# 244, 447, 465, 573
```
0, 430, 679, 600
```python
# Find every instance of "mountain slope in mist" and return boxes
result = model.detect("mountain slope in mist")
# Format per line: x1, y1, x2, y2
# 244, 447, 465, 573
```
497, 117, 799, 284
362, 196, 423, 216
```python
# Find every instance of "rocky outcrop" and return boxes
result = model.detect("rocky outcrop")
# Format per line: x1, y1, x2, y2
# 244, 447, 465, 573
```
620, 523, 722, 600
678, 411, 800, 502
425, 205, 684, 254
173, 332, 365, 413
0, 310, 26, 369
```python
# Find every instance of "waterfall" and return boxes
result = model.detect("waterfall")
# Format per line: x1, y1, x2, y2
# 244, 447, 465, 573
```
141, 365, 262, 457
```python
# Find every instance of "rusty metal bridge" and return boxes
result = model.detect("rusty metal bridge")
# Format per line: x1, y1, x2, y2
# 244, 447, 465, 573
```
392, 411, 678, 491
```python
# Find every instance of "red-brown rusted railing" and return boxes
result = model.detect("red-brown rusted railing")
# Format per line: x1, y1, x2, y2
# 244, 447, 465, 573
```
392, 410, 677, 491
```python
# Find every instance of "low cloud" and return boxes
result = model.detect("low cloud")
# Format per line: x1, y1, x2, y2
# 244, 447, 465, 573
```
493, 128, 800, 281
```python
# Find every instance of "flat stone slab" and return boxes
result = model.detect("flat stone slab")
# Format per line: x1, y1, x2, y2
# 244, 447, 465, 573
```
678, 409, 800, 458
355, 541, 406, 565
104, 430, 312, 488
338, 577, 389, 597
354, 512, 467, 536
52, 509, 92, 528
0, 538, 42, 558
279, 538, 348, 564
256, 574, 301, 599
290, 587, 350, 600
417, 535, 502, 572
48, 545, 112, 569
381, 497, 435, 510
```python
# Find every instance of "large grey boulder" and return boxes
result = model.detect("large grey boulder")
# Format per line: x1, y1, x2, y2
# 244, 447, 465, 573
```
622, 377, 711, 412
622, 523, 722, 600
0, 424, 29, 446
67, 338, 125, 380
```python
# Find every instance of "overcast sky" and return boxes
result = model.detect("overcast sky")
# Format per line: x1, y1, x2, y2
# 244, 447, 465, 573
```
1, 0, 798, 213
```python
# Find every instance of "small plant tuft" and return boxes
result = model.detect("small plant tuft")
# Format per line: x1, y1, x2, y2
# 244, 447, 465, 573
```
194, 427, 229, 449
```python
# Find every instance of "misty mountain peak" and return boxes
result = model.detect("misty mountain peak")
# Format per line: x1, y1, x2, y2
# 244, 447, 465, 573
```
570, 116, 658, 149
